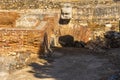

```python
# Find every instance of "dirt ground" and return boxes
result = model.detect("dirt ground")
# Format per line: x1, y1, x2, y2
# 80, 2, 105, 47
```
2, 48, 120, 80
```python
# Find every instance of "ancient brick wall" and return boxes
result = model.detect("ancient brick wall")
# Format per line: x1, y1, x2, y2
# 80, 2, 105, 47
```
0, 15, 59, 72
0, 12, 20, 28
0, 29, 46, 72
59, 25, 92, 42
0, 29, 42, 54
0, 14, 58, 55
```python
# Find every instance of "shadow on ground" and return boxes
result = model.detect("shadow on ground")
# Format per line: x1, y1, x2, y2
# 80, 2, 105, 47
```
27, 48, 120, 80
28, 62, 54, 79
27, 31, 120, 80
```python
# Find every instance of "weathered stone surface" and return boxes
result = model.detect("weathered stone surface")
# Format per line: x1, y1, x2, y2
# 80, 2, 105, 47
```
104, 31, 120, 48
59, 25, 92, 43
0, 14, 58, 72
85, 37, 106, 53
0, 50, 39, 73
0, 12, 20, 28
0, 72, 9, 80
74, 41, 86, 48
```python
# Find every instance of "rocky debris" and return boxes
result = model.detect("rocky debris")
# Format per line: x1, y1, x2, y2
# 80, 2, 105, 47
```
104, 31, 120, 48
83, 31, 120, 52
0, 51, 39, 73
0, 51, 48, 80
85, 37, 106, 53
74, 41, 86, 48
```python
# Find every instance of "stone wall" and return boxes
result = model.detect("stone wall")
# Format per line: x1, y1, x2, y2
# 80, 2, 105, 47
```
0, 29, 43, 73
0, 0, 120, 24
0, 14, 58, 53
73, 4, 120, 24
0, 12, 20, 28
59, 25, 92, 42
0, 15, 58, 72
0, 29, 43, 54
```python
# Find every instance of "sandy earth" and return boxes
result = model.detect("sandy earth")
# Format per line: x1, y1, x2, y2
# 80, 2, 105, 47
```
1, 48, 119, 80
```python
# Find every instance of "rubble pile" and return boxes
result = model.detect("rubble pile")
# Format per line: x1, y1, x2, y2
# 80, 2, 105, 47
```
85, 37, 106, 53
104, 31, 120, 48
74, 41, 86, 48
0, 50, 42, 73
85, 31, 120, 52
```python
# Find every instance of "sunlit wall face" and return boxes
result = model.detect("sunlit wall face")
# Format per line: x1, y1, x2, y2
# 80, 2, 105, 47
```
60, 3, 72, 19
